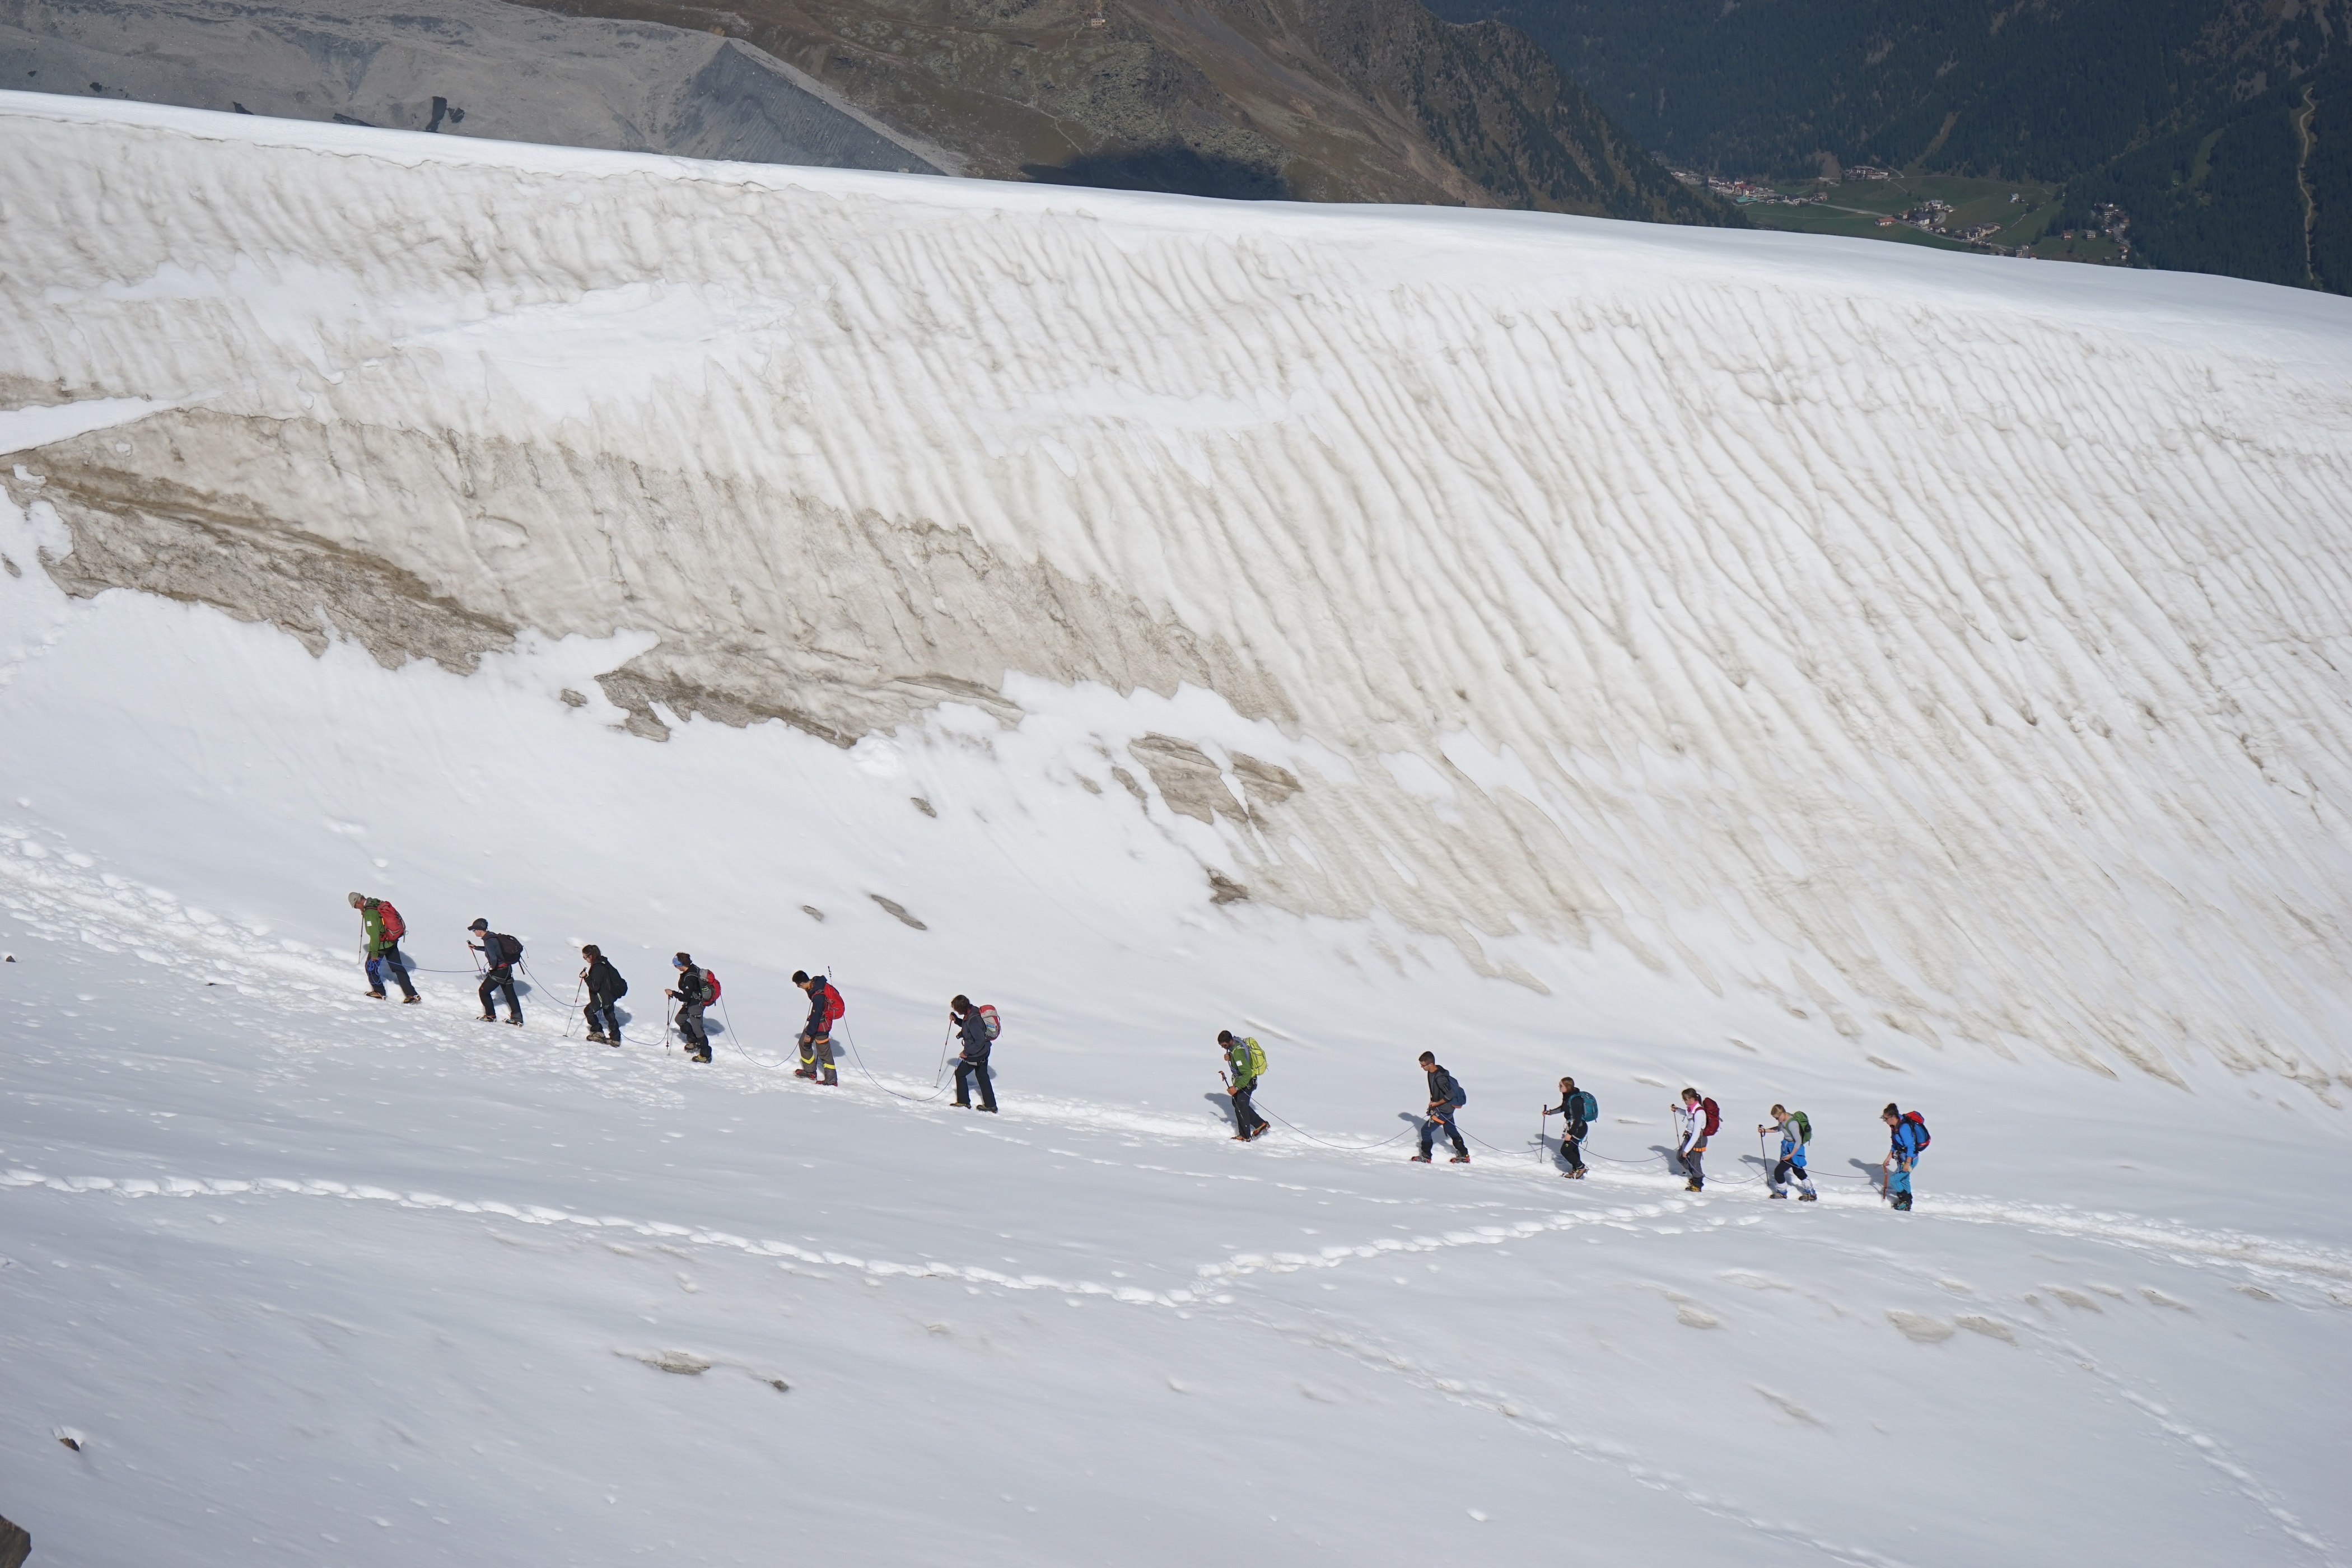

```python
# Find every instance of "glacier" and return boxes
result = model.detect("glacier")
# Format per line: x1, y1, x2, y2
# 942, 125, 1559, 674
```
2, 91, 2350, 1567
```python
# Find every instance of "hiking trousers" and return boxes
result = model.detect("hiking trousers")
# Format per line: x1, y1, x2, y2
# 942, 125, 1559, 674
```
954, 1056, 997, 1111
1229, 1078, 1268, 1137
479, 965, 521, 1022
585, 995, 623, 1040
1420, 1108, 1468, 1159
1561, 1120, 1588, 1173
366, 942, 418, 1000
1772, 1155, 1814, 1196
1678, 1136, 1708, 1187
675, 1001, 708, 1055
799, 1030, 837, 1084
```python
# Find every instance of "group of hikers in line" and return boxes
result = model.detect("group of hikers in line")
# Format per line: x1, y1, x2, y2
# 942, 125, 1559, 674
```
355, 893, 1928, 1207
347, 891, 995, 1093
1218, 1032, 1930, 1209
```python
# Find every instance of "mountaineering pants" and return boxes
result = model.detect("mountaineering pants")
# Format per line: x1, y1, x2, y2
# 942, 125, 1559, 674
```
366, 942, 418, 1000
954, 1056, 997, 1111
585, 994, 623, 1041
1561, 1118, 1588, 1173
1887, 1161, 1913, 1208
478, 964, 521, 1022
1772, 1155, 1814, 1196
1678, 1135, 1707, 1188
1229, 1077, 1268, 1138
799, 1030, 837, 1084
675, 1001, 708, 1055
1420, 1107, 1468, 1159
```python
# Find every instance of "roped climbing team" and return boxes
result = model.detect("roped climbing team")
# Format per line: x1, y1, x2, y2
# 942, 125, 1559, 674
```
349, 890, 1931, 1210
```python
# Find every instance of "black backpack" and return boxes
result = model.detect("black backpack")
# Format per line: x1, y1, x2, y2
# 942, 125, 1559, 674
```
496, 933, 524, 966
608, 967, 628, 998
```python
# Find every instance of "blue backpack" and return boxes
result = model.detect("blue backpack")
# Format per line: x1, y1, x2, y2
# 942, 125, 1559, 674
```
1572, 1090, 1598, 1122
1449, 1079, 1468, 1108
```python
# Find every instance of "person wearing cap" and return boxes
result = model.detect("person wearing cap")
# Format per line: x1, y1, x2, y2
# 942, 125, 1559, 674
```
793, 970, 842, 1085
1216, 1030, 1269, 1141
347, 892, 418, 1003
667, 954, 712, 1063
1411, 1051, 1469, 1163
580, 944, 627, 1046
468, 918, 524, 1025
948, 995, 997, 1112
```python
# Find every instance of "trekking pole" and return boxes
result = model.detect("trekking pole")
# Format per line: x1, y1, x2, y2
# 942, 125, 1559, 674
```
933, 1026, 953, 1089
1536, 1105, 1545, 1166
563, 977, 584, 1038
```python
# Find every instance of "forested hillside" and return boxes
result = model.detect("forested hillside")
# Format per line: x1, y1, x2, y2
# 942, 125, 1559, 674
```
1425, 0, 2351, 291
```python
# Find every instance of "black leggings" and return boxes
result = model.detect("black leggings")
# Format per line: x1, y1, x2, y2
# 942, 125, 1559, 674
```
1561, 1123, 1586, 1171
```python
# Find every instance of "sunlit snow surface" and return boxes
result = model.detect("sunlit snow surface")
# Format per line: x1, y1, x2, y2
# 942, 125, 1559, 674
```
1, 95, 2349, 1567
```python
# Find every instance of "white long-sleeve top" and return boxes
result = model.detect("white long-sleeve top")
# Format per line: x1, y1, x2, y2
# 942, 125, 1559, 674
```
1673, 1102, 1704, 1152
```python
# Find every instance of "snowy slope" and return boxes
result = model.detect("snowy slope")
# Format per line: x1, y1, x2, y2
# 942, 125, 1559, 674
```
1, 94, 2350, 1567
6, 94, 2352, 1090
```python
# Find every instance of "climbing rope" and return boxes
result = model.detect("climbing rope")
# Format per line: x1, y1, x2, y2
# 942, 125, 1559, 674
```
716, 994, 797, 1072
1251, 1102, 1415, 1152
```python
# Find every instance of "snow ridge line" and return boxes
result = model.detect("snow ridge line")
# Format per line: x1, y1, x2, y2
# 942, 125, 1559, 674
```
0, 1168, 1192, 1309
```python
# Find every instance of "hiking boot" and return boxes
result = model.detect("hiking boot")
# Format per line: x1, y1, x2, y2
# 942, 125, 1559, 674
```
793, 1068, 816, 1080
478, 1012, 497, 1023
1448, 1155, 1470, 1164
1231, 1132, 1252, 1141
1569, 1167, 1588, 1179
819, 1076, 839, 1086
691, 1051, 711, 1064
366, 990, 388, 1000
1797, 1191, 1818, 1202
400, 994, 421, 1005
586, 1031, 608, 1044
1408, 1154, 1432, 1163
1768, 1190, 1788, 1200
1685, 1179, 1703, 1192
505, 1016, 524, 1027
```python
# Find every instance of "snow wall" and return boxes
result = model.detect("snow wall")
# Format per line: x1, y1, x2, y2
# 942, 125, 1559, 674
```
6, 92, 2352, 1091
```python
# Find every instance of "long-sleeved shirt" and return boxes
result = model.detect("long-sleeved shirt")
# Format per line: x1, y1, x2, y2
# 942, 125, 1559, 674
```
473, 934, 517, 972
955, 1007, 993, 1061
1889, 1119, 1925, 1166
360, 899, 393, 956
1673, 1103, 1706, 1152
804, 979, 839, 1034
673, 965, 709, 1006
584, 956, 624, 1001
1425, 1066, 1461, 1112
1547, 1091, 1592, 1128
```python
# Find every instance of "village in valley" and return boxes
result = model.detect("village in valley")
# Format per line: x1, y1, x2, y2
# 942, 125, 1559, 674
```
1675, 164, 2132, 264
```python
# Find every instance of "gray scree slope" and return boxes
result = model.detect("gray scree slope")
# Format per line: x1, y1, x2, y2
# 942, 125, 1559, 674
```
0, 0, 955, 172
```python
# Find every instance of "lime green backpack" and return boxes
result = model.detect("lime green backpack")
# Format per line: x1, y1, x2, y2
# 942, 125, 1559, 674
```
1240, 1037, 1268, 1079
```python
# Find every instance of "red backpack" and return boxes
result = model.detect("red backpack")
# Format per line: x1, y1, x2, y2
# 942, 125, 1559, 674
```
976, 1003, 1000, 1040
703, 968, 722, 1002
1701, 1096, 1722, 1137
1901, 1110, 1930, 1151
824, 982, 844, 1024
376, 899, 405, 941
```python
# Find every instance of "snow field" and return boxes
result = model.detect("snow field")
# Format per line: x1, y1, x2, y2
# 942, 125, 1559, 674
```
1, 543, 2348, 1566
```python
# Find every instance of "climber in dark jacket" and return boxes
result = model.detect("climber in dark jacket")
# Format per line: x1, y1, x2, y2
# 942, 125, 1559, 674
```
949, 994, 997, 1112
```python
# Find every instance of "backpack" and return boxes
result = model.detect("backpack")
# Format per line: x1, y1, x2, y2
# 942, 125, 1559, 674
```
1448, 1076, 1467, 1108
1240, 1037, 1268, 1079
823, 982, 844, 1024
976, 1004, 1001, 1042
1572, 1090, 1599, 1123
1901, 1110, 1930, 1151
1789, 1110, 1812, 1145
703, 968, 722, 1002
1700, 1096, 1721, 1137
609, 968, 628, 998
376, 899, 405, 941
